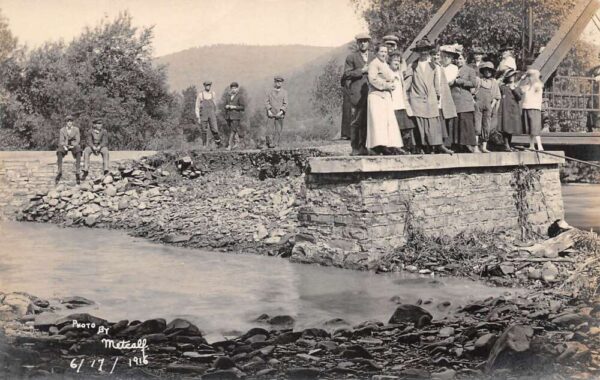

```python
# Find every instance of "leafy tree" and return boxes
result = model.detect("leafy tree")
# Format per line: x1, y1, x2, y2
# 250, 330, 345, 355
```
312, 57, 345, 123
180, 85, 199, 142
0, 9, 17, 63
1, 11, 175, 149
350, 0, 591, 72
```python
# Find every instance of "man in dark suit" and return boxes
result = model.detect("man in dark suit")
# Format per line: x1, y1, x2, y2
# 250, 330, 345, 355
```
344, 33, 373, 156
82, 118, 109, 180
224, 82, 245, 150
56, 115, 81, 184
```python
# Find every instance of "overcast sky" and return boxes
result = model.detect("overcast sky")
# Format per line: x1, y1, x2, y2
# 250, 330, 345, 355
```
1, 0, 366, 57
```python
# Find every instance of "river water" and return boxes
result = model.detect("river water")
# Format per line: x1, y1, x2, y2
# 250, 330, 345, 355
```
0, 184, 596, 339
0, 222, 515, 340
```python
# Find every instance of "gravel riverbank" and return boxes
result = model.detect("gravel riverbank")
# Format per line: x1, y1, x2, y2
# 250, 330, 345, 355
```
6, 148, 600, 378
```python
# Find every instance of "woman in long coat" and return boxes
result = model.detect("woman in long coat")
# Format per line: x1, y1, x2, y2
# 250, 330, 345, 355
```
498, 69, 523, 151
405, 38, 453, 154
450, 50, 479, 152
366, 44, 404, 154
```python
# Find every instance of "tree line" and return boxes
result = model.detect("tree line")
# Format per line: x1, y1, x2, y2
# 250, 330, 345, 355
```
312, 0, 600, 124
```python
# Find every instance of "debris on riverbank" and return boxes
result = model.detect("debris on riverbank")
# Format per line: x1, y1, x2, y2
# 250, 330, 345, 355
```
18, 149, 327, 257
1, 285, 599, 379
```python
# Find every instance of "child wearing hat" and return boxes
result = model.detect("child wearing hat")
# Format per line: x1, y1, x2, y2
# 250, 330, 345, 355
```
224, 82, 245, 150
520, 68, 544, 151
474, 62, 501, 152
497, 69, 523, 151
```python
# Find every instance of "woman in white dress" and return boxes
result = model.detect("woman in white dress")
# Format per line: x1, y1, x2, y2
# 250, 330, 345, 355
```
366, 44, 405, 155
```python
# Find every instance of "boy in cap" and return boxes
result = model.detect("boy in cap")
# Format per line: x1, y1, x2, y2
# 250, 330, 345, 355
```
344, 33, 373, 155
382, 34, 399, 54
224, 82, 245, 150
474, 62, 501, 152
195, 80, 222, 148
56, 115, 82, 184
82, 118, 109, 180
264, 76, 288, 148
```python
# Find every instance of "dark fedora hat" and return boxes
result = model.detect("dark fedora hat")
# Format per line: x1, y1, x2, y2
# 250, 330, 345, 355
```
411, 37, 434, 52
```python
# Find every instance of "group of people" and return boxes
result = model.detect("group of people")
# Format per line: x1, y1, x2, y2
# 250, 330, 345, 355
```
55, 77, 289, 184
342, 33, 545, 156
194, 76, 288, 150
55, 116, 109, 184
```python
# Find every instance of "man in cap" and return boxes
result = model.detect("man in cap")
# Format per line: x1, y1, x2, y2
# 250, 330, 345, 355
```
56, 115, 82, 184
264, 76, 288, 148
195, 80, 222, 148
470, 46, 486, 75
382, 34, 399, 54
224, 81, 245, 150
81, 118, 109, 180
344, 33, 373, 155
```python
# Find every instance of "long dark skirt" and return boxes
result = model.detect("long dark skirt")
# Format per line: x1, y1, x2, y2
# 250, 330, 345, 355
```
443, 117, 457, 147
450, 111, 477, 146
395, 109, 416, 148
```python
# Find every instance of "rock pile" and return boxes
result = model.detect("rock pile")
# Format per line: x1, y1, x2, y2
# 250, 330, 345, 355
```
18, 149, 323, 257
19, 158, 170, 226
1, 291, 598, 379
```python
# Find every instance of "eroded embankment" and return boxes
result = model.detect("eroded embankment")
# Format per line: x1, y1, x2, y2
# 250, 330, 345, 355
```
6, 148, 600, 379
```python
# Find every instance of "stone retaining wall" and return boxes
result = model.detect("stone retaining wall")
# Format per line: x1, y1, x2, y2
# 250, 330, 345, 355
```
0, 151, 155, 220
292, 152, 565, 269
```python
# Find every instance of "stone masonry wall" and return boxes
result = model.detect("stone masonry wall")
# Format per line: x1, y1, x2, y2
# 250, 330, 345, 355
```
0, 151, 154, 220
292, 157, 564, 270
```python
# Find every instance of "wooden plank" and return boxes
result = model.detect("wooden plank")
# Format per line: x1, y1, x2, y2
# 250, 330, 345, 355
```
512, 133, 600, 145
402, 0, 467, 64
531, 0, 600, 82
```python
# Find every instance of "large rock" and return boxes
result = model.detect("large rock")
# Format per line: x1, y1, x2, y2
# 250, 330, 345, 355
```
388, 304, 432, 327
485, 325, 534, 372
54, 313, 108, 329
1, 293, 33, 320
164, 318, 202, 336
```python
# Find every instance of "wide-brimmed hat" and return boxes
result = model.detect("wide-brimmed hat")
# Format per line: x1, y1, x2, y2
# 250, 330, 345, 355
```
355, 33, 371, 41
479, 61, 496, 73
411, 37, 435, 52
504, 69, 520, 82
440, 45, 459, 57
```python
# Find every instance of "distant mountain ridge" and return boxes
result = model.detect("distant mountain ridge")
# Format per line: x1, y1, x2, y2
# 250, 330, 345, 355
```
155, 43, 353, 115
